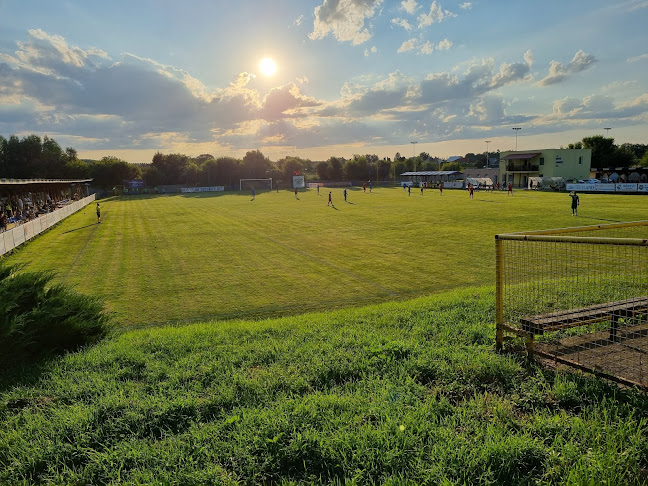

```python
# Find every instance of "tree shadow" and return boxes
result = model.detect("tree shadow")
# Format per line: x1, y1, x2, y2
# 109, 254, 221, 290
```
61, 223, 99, 234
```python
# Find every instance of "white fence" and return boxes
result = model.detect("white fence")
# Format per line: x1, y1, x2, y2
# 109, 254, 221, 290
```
1, 194, 96, 257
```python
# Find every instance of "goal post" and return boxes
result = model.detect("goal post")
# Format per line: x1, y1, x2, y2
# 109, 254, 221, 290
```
240, 178, 272, 191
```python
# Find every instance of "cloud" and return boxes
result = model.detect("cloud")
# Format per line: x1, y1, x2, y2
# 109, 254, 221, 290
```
397, 37, 453, 55
294, 15, 304, 26
627, 53, 648, 63
538, 49, 597, 86
459, 2, 472, 9
364, 46, 378, 56
259, 83, 321, 121
309, 0, 383, 45
417, 1, 456, 28
391, 17, 413, 30
489, 50, 533, 88
401, 0, 418, 14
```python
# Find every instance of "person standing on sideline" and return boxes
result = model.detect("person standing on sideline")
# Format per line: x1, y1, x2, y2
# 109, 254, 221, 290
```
251, 187, 256, 200
96, 202, 101, 223
569, 191, 580, 216
328, 191, 333, 206
344, 188, 348, 202
439, 182, 443, 195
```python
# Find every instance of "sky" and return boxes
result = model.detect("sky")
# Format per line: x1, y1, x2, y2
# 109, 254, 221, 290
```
0, 0, 647, 164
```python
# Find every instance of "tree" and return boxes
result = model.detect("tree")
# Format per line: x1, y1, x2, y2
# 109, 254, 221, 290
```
242, 150, 270, 178
640, 151, 648, 168
327, 157, 344, 180
316, 161, 329, 180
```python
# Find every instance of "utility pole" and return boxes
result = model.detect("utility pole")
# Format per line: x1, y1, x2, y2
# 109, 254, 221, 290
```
410, 141, 418, 171
485, 140, 491, 168
512, 128, 521, 150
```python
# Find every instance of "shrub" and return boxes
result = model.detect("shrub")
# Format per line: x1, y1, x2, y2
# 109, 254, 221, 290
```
0, 264, 111, 366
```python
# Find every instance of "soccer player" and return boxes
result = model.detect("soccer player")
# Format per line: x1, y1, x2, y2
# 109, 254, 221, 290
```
369, 180, 372, 192
328, 191, 333, 206
317, 185, 320, 195
507, 183, 513, 195
96, 202, 101, 223
294, 187, 298, 199
251, 187, 255, 200
439, 182, 443, 195
408, 185, 411, 196
569, 191, 580, 216
362, 183, 366, 193
468, 184, 474, 199
344, 188, 348, 202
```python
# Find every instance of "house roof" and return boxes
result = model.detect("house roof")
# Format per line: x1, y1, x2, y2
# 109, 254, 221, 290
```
0, 178, 93, 185
501, 152, 541, 160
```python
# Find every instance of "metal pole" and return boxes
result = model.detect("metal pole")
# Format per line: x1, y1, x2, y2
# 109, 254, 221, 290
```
410, 141, 418, 171
512, 128, 521, 150
485, 140, 491, 168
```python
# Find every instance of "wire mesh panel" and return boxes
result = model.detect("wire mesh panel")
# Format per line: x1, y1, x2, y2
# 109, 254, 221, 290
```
496, 221, 648, 389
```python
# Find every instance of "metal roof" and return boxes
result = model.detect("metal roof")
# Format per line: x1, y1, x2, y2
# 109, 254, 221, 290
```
400, 171, 462, 176
501, 152, 541, 160
0, 178, 93, 185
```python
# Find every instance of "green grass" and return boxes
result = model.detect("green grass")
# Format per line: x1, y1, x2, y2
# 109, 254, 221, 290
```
1, 288, 647, 484
3, 188, 647, 327
1, 189, 648, 484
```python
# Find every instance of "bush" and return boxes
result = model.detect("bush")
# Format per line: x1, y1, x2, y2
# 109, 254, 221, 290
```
0, 264, 111, 366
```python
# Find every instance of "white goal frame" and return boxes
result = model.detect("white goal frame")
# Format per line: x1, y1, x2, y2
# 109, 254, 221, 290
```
239, 178, 273, 191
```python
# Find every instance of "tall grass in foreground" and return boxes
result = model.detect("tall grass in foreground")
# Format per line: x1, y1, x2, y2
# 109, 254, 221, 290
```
1, 287, 646, 484
0, 264, 111, 368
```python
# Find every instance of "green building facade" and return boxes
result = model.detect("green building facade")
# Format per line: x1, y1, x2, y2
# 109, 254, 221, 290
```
499, 149, 591, 188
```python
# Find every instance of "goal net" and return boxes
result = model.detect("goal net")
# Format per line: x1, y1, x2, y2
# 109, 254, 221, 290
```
240, 178, 273, 191
495, 220, 648, 389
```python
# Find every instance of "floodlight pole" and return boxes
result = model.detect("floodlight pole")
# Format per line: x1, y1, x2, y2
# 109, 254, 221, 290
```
410, 141, 418, 172
512, 128, 521, 151
604, 127, 611, 137
485, 140, 491, 168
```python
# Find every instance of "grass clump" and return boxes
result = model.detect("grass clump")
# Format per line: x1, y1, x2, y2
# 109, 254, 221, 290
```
0, 264, 111, 368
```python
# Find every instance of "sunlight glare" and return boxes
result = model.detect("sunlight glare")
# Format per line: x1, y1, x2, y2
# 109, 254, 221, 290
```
259, 57, 277, 76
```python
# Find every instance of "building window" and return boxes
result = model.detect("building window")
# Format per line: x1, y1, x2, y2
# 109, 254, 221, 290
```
539, 157, 544, 166
579, 156, 583, 165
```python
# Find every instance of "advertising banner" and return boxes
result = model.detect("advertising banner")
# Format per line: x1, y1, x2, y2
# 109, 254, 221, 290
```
638, 183, 648, 193
293, 175, 305, 188
180, 186, 225, 193
615, 183, 638, 192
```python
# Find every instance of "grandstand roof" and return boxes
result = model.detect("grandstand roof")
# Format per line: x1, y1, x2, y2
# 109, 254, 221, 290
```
400, 171, 462, 176
0, 178, 92, 185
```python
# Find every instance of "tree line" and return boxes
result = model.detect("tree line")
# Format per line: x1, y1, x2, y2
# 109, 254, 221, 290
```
2, 133, 646, 189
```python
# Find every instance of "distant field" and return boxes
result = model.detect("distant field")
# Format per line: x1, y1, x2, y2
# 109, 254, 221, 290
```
3, 187, 647, 326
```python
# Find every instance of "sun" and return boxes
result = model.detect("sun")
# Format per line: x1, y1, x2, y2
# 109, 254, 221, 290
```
259, 57, 277, 76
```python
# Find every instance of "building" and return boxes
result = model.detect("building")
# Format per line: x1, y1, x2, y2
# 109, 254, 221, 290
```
499, 149, 591, 188
399, 171, 462, 186
463, 168, 500, 186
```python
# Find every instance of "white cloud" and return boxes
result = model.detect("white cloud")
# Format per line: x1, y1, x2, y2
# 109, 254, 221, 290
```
538, 49, 597, 86
459, 2, 472, 9
417, 1, 456, 28
294, 15, 304, 26
364, 46, 378, 56
397, 39, 418, 53
401, 0, 418, 14
397, 38, 453, 55
391, 17, 413, 30
627, 53, 648, 63
309, 0, 383, 45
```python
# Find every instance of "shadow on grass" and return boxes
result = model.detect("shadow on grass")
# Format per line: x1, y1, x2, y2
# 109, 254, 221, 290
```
62, 223, 100, 234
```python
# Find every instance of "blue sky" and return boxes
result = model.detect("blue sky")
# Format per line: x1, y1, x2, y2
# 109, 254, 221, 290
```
0, 0, 647, 163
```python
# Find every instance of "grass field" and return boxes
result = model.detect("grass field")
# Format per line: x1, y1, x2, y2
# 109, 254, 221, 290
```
1, 188, 648, 484
4, 187, 647, 327
2, 289, 648, 484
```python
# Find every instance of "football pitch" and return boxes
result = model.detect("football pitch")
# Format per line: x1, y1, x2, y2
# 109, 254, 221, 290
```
4, 187, 647, 326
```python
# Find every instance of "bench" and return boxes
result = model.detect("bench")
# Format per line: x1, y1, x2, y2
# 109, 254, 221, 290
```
520, 296, 648, 342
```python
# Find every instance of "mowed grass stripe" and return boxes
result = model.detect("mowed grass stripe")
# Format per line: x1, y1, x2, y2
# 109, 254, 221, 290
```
4, 189, 648, 326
